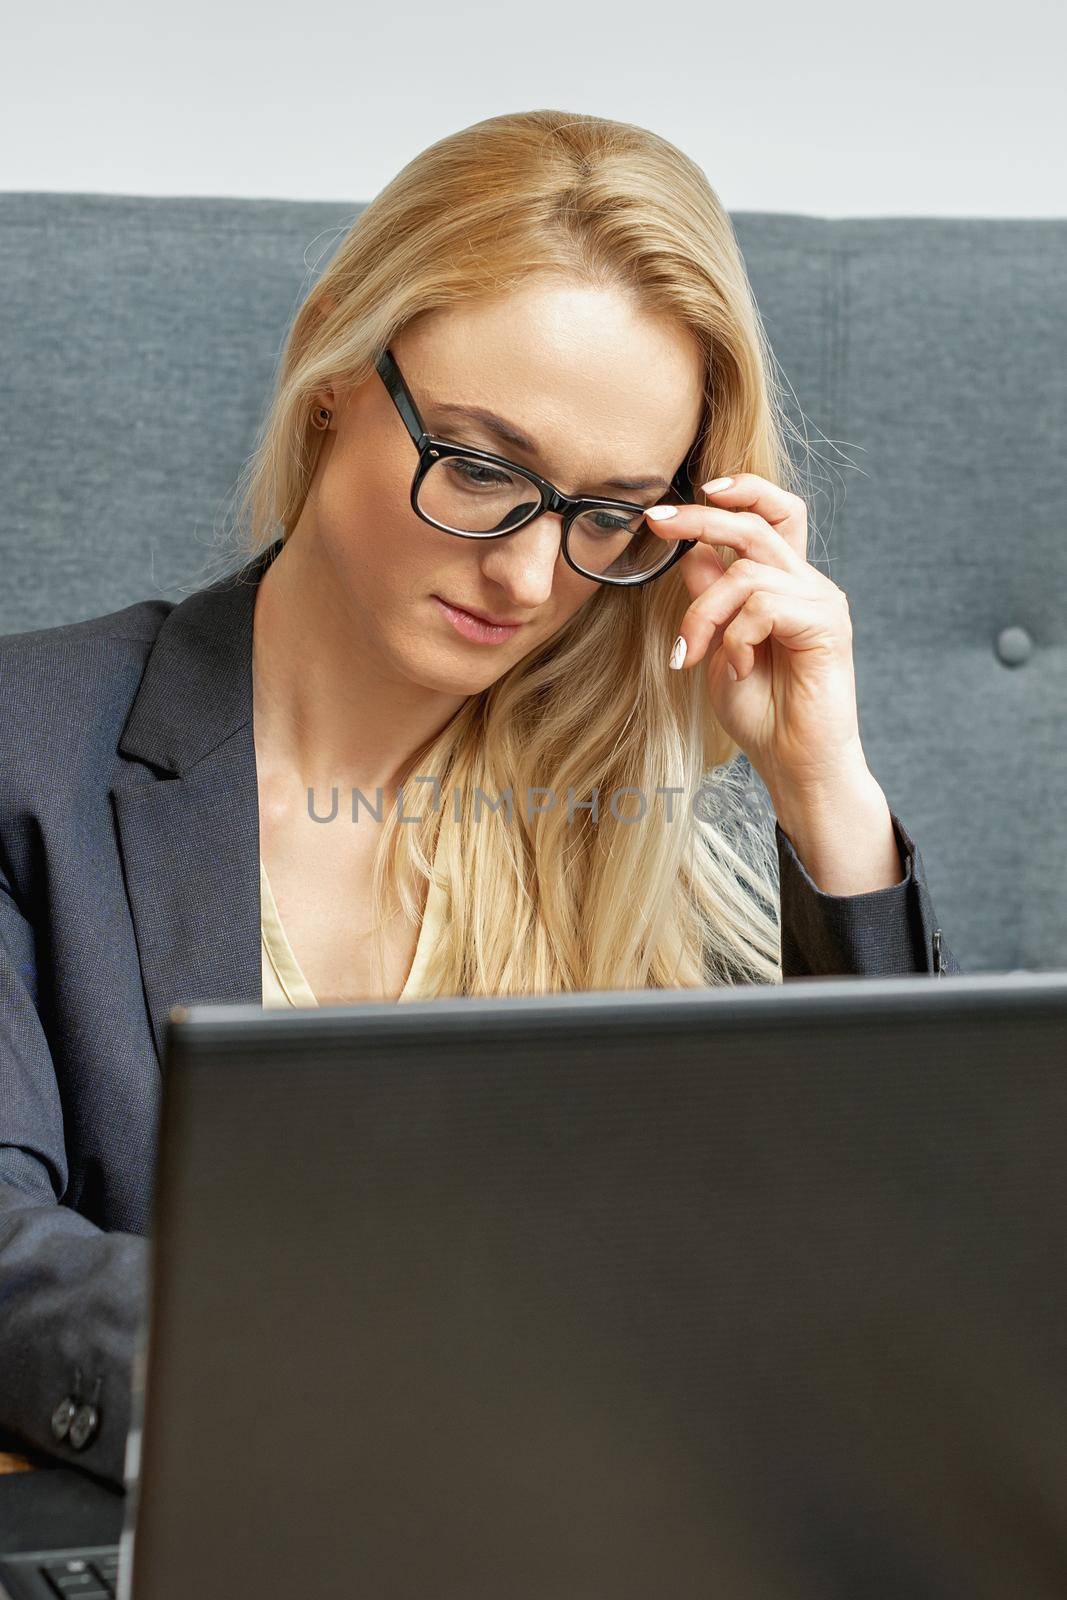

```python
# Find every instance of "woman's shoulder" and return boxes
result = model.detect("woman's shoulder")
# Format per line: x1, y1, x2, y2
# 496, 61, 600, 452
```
0, 596, 176, 801
0, 593, 174, 660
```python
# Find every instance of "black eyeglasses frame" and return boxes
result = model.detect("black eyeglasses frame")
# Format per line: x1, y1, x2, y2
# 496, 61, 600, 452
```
375, 346, 700, 589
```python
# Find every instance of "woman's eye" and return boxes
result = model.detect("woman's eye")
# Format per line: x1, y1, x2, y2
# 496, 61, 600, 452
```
449, 459, 511, 488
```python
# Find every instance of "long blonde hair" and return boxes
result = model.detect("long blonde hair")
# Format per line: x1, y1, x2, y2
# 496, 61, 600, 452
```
230, 110, 820, 995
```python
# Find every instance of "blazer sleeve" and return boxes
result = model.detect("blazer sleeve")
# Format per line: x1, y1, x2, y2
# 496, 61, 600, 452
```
0, 866, 145, 1489
776, 807, 961, 978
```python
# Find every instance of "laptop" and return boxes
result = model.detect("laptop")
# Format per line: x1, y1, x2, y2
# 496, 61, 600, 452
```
2, 971, 1067, 1599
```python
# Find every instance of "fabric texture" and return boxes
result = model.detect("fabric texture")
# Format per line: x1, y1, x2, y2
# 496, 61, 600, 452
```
0, 538, 958, 1489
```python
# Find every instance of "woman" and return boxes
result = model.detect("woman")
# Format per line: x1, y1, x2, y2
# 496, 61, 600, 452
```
0, 110, 958, 1486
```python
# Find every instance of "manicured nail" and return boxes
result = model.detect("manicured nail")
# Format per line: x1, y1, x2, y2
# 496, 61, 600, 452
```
727, 663, 738, 681
701, 476, 734, 494
646, 505, 678, 521
669, 635, 687, 670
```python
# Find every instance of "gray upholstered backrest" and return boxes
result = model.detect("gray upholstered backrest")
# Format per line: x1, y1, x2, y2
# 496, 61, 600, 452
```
1, 193, 1064, 973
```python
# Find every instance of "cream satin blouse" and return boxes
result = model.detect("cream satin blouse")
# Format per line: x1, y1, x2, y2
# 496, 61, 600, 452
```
260, 853, 448, 1007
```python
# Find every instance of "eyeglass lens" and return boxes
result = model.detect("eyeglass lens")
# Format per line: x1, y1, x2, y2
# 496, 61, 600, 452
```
417, 454, 681, 581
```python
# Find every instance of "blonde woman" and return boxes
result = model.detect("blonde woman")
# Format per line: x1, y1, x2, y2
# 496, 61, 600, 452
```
0, 110, 957, 1483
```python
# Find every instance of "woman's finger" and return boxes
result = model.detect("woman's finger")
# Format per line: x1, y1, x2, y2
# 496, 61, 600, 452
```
700, 472, 811, 566
673, 561, 822, 668
719, 589, 850, 681
648, 502, 808, 580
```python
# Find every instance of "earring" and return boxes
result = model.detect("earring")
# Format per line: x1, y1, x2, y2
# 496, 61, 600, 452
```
312, 406, 331, 430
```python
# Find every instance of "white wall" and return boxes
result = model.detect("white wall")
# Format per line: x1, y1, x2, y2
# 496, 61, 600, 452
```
3, 0, 1064, 216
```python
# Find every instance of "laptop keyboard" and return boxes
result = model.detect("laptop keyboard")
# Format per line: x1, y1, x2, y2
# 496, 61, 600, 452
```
0, 1545, 123, 1598
40, 1549, 120, 1597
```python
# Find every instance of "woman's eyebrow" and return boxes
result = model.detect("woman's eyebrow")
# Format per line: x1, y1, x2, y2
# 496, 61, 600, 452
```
430, 401, 670, 495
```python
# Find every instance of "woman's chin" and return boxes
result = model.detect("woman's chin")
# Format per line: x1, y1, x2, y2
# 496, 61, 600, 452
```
399, 643, 509, 697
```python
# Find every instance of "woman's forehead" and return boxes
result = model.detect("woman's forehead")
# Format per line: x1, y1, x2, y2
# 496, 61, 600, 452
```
401, 305, 704, 479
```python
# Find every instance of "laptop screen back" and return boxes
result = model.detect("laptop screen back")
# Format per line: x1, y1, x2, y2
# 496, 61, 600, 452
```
127, 975, 1067, 1600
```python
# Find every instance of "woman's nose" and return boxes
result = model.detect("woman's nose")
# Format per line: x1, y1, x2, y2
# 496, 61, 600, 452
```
478, 512, 566, 605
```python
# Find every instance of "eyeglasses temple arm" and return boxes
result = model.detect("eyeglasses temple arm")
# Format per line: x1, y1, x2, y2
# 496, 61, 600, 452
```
376, 347, 427, 450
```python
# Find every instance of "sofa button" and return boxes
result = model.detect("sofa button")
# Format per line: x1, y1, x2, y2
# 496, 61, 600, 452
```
996, 626, 1032, 666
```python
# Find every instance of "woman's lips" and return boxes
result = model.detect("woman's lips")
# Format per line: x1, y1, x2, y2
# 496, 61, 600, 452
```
432, 595, 524, 645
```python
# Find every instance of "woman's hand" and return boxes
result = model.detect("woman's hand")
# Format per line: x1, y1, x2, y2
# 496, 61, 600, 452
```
648, 473, 869, 805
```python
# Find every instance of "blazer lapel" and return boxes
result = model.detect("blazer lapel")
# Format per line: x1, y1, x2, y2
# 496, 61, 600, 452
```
109, 539, 283, 1068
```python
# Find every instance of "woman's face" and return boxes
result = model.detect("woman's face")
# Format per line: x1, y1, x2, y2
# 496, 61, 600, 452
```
300, 277, 705, 695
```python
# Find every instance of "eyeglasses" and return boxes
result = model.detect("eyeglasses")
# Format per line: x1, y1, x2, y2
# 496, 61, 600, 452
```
375, 346, 700, 588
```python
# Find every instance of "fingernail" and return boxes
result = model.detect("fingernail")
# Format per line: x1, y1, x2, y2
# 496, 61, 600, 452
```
727, 663, 738, 681
646, 505, 678, 521
669, 635, 687, 670
701, 476, 734, 494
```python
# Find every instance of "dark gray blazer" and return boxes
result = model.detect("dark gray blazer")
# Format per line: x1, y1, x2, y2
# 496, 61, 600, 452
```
0, 537, 959, 1488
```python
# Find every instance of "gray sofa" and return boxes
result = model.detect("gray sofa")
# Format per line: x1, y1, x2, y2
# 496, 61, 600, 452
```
1, 193, 1064, 973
